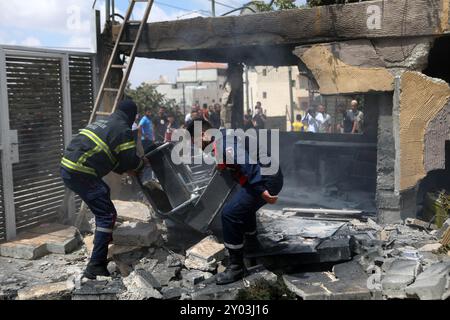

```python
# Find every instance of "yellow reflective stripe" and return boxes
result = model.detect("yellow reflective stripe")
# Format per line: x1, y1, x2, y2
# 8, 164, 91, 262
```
79, 129, 116, 164
78, 145, 101, 165
114, 141, 136, 154
61, 157, 97, 176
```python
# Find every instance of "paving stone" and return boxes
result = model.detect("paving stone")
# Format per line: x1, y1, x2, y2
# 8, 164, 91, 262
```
113, 222, 160, 247
186, 235, 225, 264
405, 261, 450, 300
113, 200, 152, 223
17, 281, 74, 300
191, 265, 277, 300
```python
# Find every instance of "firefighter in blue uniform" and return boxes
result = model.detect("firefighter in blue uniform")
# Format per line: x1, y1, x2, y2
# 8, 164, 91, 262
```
60, 100, 148, 279
187, 119, 283, 285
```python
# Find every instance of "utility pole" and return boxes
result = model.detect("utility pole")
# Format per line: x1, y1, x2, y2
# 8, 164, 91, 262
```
211, 0, 216, 17
288, 66, 295, 130
245, 66, 250, 113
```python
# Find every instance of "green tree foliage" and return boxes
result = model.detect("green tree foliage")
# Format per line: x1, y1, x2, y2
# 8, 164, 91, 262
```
252, 0, 298, 12
125, 82, 170, 113
307, 0, 371, 7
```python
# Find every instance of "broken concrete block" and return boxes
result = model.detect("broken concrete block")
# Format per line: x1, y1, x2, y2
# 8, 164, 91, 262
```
17, 281, 74, 300
405, 218, 437, 230
191, 265, 277, 300
0, 237, 48, 260
112, 222, 160, 247
185, 236, 225, 272
186, 236, 225, 263
27, 224, 82, 254
72, 279, 125, 300
150, 263, 179, 287
162, 287, 187, 300
181, 270, 213, 289
0, 224, 82, 260
284, 261, 372, 300
418, 243, 442, 252
119, 270, 163, 300
107, 245, 141, 261
405, 262, 450, 300
113, 200, 152, 223
381, 259, 422, 299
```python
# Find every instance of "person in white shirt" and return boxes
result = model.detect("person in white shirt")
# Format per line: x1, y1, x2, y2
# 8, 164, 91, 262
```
303, 108, 319, 133
315, 104, 331, 133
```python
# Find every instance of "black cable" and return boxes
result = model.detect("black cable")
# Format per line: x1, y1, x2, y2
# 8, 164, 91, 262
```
220, 0, 276, 16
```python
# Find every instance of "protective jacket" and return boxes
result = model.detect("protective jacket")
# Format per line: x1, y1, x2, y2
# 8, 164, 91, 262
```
61, 110, 143, 177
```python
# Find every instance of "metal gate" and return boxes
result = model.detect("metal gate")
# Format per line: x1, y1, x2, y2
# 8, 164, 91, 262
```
0, 46, 95, 241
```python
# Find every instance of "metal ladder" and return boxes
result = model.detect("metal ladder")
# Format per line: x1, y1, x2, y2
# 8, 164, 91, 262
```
73, 0, 153, 230
89, 0, 154, 124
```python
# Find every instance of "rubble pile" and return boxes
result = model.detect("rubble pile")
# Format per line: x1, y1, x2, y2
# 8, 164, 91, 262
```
1, 200, 449, 300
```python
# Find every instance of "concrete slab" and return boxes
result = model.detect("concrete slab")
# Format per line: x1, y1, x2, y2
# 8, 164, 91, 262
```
381, 259, 422, 299
112, 222, 160, 247
113, 200, 152, 223
405, 261, 450, 300
283, 261, 372, 300
0, 224, 82, 260
0, 236, 48, 260
17, 281, 74, 300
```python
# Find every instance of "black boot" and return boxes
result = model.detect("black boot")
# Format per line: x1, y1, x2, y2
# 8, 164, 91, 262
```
83, 260, 110, 280
216, 249, 246, 285
244, 234, 263, 257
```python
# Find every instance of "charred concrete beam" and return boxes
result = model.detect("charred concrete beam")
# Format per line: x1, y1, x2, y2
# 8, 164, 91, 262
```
117, 0, 450, 64
293, 40, 395, 95
226, 63, 244, 129
399, 71, 450, 191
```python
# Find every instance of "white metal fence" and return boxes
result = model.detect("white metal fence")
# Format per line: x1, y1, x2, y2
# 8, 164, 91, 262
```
0, 45, 95, 241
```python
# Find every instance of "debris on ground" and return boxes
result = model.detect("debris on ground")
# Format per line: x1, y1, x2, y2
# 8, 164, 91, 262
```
1, 203, 449, 300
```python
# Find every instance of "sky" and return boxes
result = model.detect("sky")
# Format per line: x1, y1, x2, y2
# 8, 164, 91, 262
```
0, 0, 306, 87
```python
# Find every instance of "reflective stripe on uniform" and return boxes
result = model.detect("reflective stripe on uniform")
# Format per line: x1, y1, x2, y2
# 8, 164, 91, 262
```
96, 227, 113, 233
245, 230, 257, 236
224, 242, 244, 250
79, 129, 116, 164
61, 157, 97, 176
114, 141, 136, 154
78, 145, 101, 165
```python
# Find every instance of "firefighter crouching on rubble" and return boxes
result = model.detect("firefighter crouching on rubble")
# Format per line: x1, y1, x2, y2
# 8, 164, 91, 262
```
60, 100, 149, 279
186, 119, 284, 285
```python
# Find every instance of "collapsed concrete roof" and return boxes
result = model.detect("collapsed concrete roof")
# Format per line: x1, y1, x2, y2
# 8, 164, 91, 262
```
118, 0, 450, 65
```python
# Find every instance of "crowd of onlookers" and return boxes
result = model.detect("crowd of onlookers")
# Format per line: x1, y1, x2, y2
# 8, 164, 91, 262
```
132, 99, 364, 144
132, 103, 224, 144
291, 99, 364, 134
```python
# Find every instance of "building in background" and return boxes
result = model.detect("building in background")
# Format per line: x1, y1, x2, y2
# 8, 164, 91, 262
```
151, 63, 228, 114
244, 66, 311, 131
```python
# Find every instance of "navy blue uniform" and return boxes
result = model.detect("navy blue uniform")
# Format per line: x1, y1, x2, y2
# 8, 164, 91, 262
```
215, 130, 283, 250
61, 103, 142, 265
